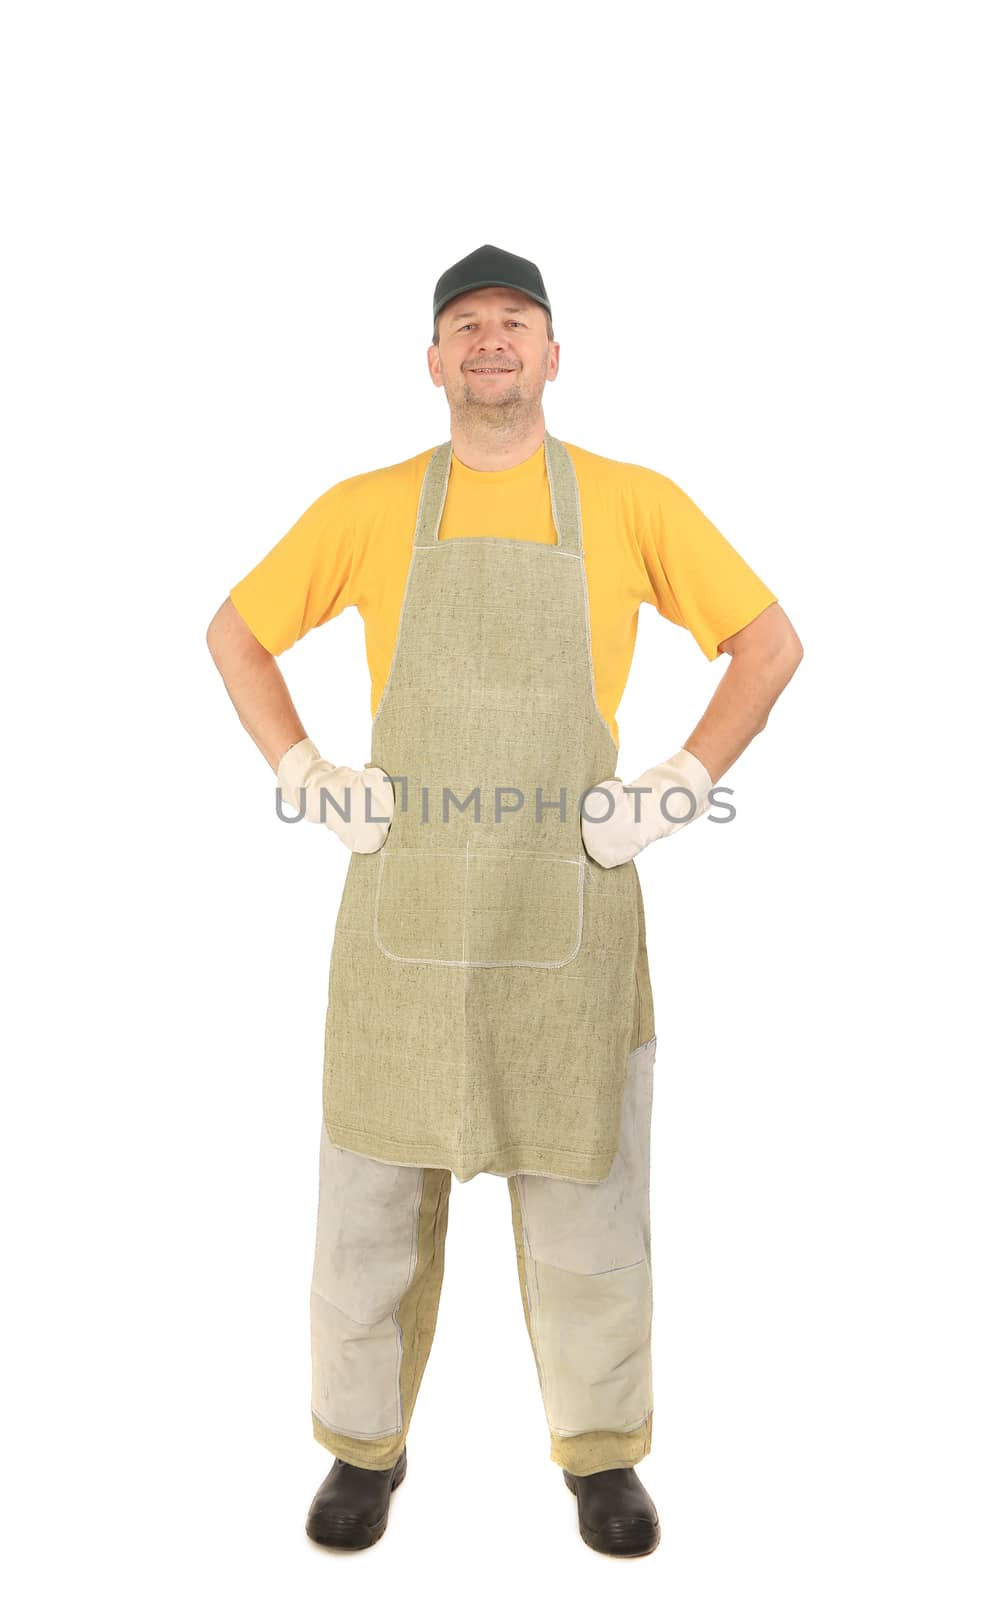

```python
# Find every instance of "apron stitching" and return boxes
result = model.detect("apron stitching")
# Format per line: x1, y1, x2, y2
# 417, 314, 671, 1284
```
548, 434, 617, 751
544, 433, 564, 548
430, 443, 451, 542
373, 851, 586, 968
324, 1120, 618, 1161
371, 542, 420, 730
378, 846, 584, 861
375, 953, 584, 970
415, 442, 443, 535
427, 536, 577, 554
575, 545, 618, 760
372, 435, 448, 728
372, 441, 447, 729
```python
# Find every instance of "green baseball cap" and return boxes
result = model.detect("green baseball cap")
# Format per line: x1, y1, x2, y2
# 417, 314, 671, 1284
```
432, 243, 552, 339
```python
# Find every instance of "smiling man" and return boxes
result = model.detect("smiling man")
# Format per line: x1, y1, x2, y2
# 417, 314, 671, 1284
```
433, 286, 558, 445
206, 243, 803, 1557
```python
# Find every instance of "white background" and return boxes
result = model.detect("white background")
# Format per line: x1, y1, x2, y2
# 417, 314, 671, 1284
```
3, 2, 1000, 1595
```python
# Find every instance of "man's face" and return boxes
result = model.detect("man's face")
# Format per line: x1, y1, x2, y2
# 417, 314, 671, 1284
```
427, 286, 559, 425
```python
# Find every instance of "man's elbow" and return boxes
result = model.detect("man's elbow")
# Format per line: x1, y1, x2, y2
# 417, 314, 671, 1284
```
206, 597, 264, 666
764, 625, 804, 697
206, 604, 229, 664
723, 604, 803, 671
780, 627, 804, 675
755, 630, 803, 734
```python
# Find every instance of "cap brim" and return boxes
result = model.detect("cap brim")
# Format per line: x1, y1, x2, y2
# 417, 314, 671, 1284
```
433, 279, 551, 323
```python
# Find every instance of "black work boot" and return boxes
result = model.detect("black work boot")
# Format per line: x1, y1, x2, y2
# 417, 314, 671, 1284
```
305, 1447, 407, 1550
563, 1464, 660, 1557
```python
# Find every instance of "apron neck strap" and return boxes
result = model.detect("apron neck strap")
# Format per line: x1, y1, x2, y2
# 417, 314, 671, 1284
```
413, 431, 583, 554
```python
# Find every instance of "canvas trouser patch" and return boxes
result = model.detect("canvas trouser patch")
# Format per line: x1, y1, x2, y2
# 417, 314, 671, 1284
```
510, 1035, 655, 1439
309, 1036, 655, 1473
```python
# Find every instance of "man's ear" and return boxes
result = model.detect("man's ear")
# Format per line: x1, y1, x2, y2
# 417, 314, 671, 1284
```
427, 346, 444, 388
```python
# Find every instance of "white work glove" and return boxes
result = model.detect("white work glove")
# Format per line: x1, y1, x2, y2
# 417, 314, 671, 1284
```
276, 737, 394, 854
581, 747, 713, 869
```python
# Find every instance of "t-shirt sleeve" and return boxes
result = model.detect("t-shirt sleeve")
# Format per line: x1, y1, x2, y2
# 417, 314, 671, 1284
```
228, 481, 358, 655
630, 466, 778, 660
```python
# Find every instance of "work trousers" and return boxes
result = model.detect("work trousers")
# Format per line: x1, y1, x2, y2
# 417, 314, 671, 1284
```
309, 1036, 656, 1475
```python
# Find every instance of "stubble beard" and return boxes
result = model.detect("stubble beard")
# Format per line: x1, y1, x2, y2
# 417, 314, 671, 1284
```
449, 351, 550, 440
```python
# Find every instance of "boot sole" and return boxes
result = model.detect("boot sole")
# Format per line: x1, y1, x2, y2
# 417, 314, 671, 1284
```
306, 1451, 407, 1550
563, 1468, 660, 1557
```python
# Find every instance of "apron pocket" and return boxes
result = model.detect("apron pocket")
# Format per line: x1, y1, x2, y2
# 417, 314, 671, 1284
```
375, 848, 466, 963
465, 849, 584, 966
374, 846, 585, 967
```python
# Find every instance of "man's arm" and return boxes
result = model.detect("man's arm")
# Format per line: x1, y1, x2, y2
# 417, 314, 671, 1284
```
206, 597, 394, 852
206, 598, 307, 772
682, 601, 803, 784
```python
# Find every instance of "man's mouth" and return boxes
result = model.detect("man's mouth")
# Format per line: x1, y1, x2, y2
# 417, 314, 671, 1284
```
468, 366, 516, 373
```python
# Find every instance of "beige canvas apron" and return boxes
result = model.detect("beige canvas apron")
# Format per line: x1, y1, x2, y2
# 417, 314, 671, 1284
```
321, 431, 655, 1184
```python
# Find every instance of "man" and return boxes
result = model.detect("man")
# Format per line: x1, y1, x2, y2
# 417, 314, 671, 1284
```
206, 243, 803, 1557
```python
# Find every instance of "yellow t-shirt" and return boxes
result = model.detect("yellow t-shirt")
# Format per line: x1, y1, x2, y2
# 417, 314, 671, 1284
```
229, 439, 778, 748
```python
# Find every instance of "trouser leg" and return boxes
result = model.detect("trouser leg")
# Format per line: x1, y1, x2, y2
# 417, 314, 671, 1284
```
507, 1036, 656, 1474
309, 1120, 451, 1469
